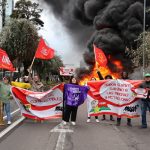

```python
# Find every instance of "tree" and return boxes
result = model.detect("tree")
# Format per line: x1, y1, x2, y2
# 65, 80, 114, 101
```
11, 0, 44, 28
0, 0, 7, 27
33, 55, 64, 79
128, 32, 150, 68
0, 18, 39, 75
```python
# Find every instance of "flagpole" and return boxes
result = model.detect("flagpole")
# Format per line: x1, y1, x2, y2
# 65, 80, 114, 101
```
28, 57, 35, 75
143, 0, 146, 76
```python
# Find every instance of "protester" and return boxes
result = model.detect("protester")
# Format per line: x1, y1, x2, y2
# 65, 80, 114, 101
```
116, 71, 132, 126
29, 74, 44, 92
63, 76, 89, 125
23, 76, 29, 83
87, 77, 100, 123
101, 75, 115, 121
0, 76, 12, 125
139, 73, 150, 128
28, 74, 44, 123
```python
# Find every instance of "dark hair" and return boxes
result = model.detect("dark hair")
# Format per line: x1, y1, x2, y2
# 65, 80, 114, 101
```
3, 76, 11, 83
69, 76, 78, 84
121, 71, 128, 79
105, 75, 113, 79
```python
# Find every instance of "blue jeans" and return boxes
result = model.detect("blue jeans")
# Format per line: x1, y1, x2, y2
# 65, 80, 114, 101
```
3, 102, 11, 122
141, 101, 150, 127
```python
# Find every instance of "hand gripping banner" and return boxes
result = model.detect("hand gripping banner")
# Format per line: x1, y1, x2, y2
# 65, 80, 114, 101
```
11, 84, 64, 120
87, 79, 145, 118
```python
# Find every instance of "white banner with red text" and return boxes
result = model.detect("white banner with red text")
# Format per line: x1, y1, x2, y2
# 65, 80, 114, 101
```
87, 79, 146, 118
11, 84, 64, 120
59, 67, 75, 76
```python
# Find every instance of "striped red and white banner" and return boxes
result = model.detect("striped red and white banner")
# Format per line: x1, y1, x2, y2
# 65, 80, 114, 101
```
11, 84, 64, 120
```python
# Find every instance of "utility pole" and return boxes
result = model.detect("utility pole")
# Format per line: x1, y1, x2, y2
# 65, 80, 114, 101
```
143, 0, 146, 76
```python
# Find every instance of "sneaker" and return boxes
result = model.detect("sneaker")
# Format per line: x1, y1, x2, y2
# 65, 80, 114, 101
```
87, 119, 91, 123
7, 121, 12, 125
140, 126, 147, 129
101, 118, 105, 121
62, 121, 67, 125
96, 119, 100, 123
110, 118, 115, 121
110, 116, 115, 121
71, 122, 76, 126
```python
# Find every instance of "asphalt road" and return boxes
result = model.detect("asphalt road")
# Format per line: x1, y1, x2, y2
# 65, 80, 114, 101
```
0, 103, 150, 150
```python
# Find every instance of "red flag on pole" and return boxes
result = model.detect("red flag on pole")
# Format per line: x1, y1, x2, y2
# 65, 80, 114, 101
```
93, 44, 107, 67
0, 49, 15, 71
35, 38, 54, 60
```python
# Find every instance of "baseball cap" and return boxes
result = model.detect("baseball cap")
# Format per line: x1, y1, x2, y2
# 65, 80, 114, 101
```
144, 73, 150, 77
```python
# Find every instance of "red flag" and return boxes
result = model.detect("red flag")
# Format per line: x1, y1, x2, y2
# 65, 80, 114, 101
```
93, 44, 107, 67
0, 49, 15, 71
35, 38, 54, 60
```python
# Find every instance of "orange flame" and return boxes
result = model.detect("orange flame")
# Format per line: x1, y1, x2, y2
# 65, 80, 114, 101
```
80, 60, 123, 85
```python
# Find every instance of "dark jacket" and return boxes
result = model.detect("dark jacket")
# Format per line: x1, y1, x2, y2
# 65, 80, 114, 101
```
140, 82, 150, 101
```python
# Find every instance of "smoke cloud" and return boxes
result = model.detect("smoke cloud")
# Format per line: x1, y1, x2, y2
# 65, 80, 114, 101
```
43, 0, 150, 79
43, 0, 93, 48
73, 0, 150, 78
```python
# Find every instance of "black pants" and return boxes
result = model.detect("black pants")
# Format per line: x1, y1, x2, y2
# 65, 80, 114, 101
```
64, 105, 78, 122
88, 116, 98, 119
117, 117, 131, 123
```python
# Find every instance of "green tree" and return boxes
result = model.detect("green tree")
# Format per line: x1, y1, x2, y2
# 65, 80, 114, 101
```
129, 32, 150, 68
0, 0, 7, 27
0, 18, 39, 75
11, 0, 44, 28
33, 55, 64, 79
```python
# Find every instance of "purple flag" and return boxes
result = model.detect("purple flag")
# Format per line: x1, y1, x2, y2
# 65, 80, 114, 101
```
64, 84, 89, 107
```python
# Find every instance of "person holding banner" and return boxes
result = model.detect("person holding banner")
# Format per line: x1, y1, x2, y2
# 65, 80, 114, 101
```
139, 73, 150, 129
116, 71, 132, 126
102, 75, 115, 121
0, 76, 12, 125
87, 77, 100, 123
63, 77, 89, 125
29, 74, 44, 92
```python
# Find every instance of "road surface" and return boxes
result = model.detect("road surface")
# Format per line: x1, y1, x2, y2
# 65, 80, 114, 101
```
0, 103, 150, 150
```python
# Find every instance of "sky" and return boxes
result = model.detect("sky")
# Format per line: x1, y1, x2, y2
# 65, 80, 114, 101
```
14, 0, 84, 67
38, 1, 84, 67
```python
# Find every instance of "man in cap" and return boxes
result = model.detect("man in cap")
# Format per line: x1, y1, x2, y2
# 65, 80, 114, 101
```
140, 73, 150, 128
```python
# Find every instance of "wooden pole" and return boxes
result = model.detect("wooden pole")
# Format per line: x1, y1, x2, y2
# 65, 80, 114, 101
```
0, 101, 4, 125
28, 57, 35, 75
29, 57, 35, 71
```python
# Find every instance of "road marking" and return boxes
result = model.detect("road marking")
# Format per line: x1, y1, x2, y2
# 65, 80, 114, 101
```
0, 116, 25, 139
50, 122, 74, 150
51, 129, 73, 133
55, 132, 66, 150
3, 108, 20, 120
50, 123, 73, 133
113, 125, 121, 132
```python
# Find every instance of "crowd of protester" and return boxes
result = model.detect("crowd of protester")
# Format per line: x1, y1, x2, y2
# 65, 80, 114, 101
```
0, 72, 150, 129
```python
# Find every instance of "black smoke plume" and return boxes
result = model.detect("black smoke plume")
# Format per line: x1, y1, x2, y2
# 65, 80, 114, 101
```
74, 0, 150, 79
43, 0, 150, 79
